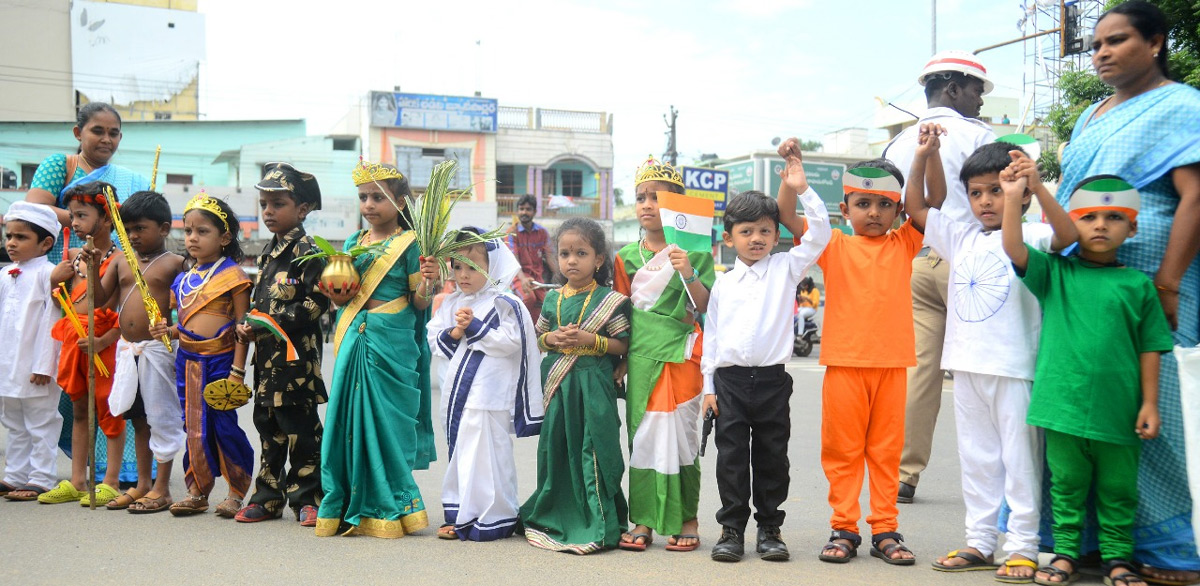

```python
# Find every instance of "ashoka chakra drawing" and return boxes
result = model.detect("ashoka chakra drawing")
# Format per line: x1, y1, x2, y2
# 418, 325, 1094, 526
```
953, 250, 1010, 323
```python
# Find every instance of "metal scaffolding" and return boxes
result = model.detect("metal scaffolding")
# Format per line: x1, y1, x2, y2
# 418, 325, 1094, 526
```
1021, 0, 1105, 128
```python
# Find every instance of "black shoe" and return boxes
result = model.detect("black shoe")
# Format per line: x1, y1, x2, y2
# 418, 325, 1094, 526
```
756, 526, 790, 561
897, 481, 916, 504
711, 527, 744, 562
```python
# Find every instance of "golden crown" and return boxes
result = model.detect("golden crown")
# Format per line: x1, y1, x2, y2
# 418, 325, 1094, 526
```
184, 192, 230, 232
634, 156, 684, 188
353, 159, 405, 186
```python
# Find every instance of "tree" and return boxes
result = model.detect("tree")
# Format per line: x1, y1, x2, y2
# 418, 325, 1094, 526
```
1041, 0, 1200, 179
613, 187, 625, 207
799, 139, 823, 152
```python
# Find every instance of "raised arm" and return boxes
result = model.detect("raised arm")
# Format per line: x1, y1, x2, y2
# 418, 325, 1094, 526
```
1000, 173, 1031, 272
904, 123, 945, 232
1009, 150, 1077, 251
775, 137, 810, 237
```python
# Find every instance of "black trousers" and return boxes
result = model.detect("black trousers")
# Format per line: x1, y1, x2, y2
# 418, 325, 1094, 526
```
713, 364, 792, 532
249, 401, 323, 513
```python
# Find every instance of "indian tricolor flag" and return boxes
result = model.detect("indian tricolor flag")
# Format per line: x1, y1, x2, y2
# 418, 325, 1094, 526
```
657, 191, 714, 252
1069, 175, 1140, 221
245, 309, 299, 361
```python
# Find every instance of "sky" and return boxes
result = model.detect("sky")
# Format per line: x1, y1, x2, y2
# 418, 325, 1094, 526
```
195, 0, 1072, 190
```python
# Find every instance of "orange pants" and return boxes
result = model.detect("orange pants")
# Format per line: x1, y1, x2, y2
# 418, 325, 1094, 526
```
821, 366, 906, 534
52, 312, 124, 439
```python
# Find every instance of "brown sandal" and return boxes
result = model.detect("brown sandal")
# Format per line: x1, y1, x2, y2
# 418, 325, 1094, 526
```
128, 493, 173, 514
214, 497, 242, 519
169, 494, 209, 516
105, 489, 147, 510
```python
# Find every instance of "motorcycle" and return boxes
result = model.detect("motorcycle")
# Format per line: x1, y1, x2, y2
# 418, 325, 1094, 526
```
793, 316, 819, 357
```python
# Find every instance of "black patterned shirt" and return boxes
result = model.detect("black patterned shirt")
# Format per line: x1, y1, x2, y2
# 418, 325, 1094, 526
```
250, 226, 330, 406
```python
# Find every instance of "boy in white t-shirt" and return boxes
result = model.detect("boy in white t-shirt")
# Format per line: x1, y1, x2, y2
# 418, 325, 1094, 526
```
903, 126, 1075, 582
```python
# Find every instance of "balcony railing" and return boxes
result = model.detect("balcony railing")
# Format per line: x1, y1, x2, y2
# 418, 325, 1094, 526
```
497, 193, 605, 219
497, 106, 613, 134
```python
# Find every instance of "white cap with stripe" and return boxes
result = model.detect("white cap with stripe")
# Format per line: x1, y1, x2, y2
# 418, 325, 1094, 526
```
918, 50, 994, 95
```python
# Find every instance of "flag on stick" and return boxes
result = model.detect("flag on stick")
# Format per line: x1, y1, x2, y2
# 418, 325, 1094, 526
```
657, 191, 714, 252
245, 309, 299, 362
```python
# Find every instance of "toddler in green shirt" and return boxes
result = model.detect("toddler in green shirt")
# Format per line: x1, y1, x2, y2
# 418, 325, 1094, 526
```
1000, 161, 1173, 586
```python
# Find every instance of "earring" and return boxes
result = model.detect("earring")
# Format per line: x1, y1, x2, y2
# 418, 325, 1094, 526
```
1154, 52, 1160, 58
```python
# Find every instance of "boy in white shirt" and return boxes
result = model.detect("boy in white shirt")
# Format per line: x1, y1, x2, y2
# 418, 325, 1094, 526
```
427, 228, 544, 541
0, 202, 64, 501
903, 126, 1074, 582
701, 152, 831, 562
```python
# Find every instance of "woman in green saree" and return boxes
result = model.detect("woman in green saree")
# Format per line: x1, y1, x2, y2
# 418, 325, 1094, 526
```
315, 161, 438, 538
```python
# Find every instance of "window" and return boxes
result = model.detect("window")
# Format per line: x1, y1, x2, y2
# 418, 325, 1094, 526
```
154, 111, 172, 120
21, 164, 38, 189
332, 138, 357, 151
394, 146, 472, 190
560, 169, 583, 197
496, 165, 515, 195
542, 169, 557, 196
166, 174, 192, 185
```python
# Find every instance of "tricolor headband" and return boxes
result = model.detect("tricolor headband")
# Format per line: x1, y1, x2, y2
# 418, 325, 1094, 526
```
843, 167, 902, 202
1069, 175, 1139, 221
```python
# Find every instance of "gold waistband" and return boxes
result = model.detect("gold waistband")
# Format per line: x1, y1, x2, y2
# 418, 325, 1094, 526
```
178, 328, 235, 356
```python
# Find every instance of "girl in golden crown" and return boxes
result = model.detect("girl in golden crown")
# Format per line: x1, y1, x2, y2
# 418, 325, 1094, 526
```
151, 193, 254, 518
315, 161, 438, 538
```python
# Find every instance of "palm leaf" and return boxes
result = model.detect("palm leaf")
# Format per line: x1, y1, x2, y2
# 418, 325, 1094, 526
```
312, 234, 338, 256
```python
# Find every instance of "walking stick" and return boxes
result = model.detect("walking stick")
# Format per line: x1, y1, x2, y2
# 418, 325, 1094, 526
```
85, 236, 98, 510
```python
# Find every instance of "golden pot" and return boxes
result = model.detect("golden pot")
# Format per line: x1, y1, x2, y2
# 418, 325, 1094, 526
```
320, 253, 360, 296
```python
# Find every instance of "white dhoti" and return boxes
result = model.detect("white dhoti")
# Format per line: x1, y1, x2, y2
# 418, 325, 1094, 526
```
952, 370, 1043, 560
442, 408, 519, 541
110, 339, 183, 462
1, 393, 63, 489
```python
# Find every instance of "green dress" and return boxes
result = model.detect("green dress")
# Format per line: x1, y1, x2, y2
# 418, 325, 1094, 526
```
613, 243, 715, 536
315, 231, 435, 538
520, 285, 631, 554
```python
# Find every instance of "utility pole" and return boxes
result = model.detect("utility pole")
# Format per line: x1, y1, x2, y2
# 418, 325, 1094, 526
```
663, 105, 678, 166
931, 0, 937, 54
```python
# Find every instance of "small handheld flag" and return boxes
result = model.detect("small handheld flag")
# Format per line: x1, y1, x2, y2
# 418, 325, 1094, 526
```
245, 309, 299, 362
657, 191, 714, 252
996, 133, 1041, 161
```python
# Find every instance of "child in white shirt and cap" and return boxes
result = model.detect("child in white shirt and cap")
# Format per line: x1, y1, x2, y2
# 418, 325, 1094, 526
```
0, 201, 65, 502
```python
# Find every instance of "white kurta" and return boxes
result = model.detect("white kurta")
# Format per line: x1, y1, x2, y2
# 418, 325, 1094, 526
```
0, 257, 65, 489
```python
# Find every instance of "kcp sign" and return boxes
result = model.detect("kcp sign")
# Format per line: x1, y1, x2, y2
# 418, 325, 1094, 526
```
680, 167, 730, 213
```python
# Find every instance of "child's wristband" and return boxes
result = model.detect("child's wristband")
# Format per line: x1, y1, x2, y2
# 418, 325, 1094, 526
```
682, 272, 699, 285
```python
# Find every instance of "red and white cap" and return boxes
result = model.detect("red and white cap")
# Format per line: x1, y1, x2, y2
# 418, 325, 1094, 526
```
918, 50, 994, 95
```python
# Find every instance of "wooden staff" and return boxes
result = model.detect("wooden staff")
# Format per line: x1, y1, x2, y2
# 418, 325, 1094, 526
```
85, 236, 98, 510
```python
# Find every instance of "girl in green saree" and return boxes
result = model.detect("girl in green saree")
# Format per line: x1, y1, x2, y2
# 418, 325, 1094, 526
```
520, 218, 632, 554
315, 162, 439, 538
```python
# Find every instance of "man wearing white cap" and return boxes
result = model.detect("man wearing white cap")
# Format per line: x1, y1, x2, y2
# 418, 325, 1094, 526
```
0, 202, 64, 501
883, 50, 997, 503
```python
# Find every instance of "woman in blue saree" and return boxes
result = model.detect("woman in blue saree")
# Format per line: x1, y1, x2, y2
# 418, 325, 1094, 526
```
1057, 3, 1200, 583
24, 102, 149, 486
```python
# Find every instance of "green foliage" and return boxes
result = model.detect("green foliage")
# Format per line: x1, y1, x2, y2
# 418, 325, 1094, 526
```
799, 139, 823, 152
406, 159, 508, 282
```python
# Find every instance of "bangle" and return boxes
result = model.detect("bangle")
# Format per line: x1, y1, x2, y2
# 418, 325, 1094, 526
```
683, 272, 698, 285
230, 366, 246, 378
1156, 285, 1180, 294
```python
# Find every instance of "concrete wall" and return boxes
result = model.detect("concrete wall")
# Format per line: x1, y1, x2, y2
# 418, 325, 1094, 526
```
0, 119, 307, 189
370, 127, 497, 202
495, 127, 614, 169
0, 0, 74, 122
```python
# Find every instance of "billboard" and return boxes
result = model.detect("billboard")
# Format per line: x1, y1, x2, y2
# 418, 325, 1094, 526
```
370, 91, 498, 133
680, 167, 729, 213
767, 160, 846, 215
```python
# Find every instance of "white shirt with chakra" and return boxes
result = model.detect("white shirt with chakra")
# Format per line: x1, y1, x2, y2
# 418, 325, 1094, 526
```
924, 208, 1052, 381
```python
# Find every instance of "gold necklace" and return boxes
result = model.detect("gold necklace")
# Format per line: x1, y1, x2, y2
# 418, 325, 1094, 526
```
556, 280, 597, 325
358, 226, 403, 247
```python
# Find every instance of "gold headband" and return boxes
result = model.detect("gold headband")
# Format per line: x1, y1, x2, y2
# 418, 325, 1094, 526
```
353, 160, 405, 186
184, 192, 230, 232
634, 155, 684, 188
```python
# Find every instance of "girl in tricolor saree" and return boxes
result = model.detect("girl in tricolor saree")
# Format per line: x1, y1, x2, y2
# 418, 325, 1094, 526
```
613, 165, 715, 553
315, 162, 438, 538
520, 218, 631, 555
151, 194, 254, 518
